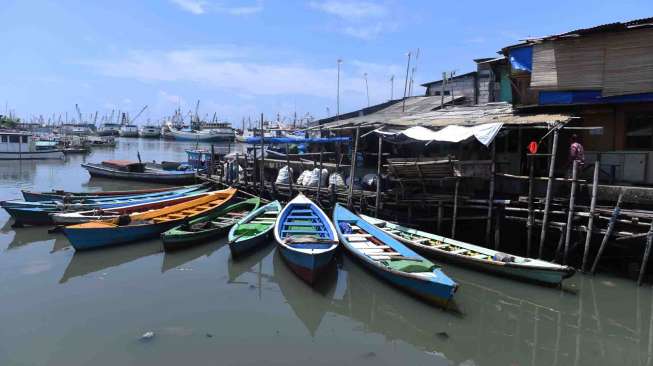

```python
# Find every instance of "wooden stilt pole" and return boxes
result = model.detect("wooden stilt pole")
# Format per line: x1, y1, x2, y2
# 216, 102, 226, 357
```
235, 153, 240, 185
451, 178, 460, 239
563, 160, 579, 265
347, 127, 360, 209
488, 142, 496, 247
316, 151, 324, 205
494, 206, 502, 250
582, 161, 600, 272
539, 128, 559, 258
437, 201, 443, 233
286, 143, 293, 199
590, 190, 624, 274
259, 113, 265, 193
375, 135, 383, 217
526, 154, 535, 257
638, 220, 653, 286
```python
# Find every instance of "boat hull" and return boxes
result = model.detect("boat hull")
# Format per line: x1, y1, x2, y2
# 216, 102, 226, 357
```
2, 206, 55, 225
63, 221, 177, 250
0, 150, 64, 160
229, 234, 270, 256
278, 245, 335, 284
170, 130, 234, 142
82, 163, 197, 184
161, 226, 229, 251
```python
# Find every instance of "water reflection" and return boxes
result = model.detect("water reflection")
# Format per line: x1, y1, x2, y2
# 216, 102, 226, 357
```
59, 240, 161, 283
161, 239, 224, 273
227, 241, 275, 284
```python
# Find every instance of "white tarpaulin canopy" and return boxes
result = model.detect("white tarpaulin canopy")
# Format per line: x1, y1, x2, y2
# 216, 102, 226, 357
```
380, 123, 504, 146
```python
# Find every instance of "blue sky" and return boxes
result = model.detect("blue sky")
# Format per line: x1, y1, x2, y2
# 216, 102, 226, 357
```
1, 0, 651, 126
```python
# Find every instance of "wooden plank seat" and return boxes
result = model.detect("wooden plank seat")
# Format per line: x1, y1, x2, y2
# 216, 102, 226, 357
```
283, 222, 321, 227
450, 248, 468, 255
344, 233, 372, 238
287, 215, 318, 220
282, 229, 327, 234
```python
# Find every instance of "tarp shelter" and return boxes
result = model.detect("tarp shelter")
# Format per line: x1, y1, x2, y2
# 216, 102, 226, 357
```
243, 136, 351, 144
376, 123, 504, 146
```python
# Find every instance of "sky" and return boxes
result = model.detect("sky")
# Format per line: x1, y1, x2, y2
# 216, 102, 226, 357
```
0, 0, 651, 126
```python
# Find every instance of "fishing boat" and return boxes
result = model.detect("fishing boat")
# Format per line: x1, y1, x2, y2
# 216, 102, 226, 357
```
161, 197, 259, 251
139, 125, 161, 138
97, 122, 121, 136
63, 188, 237, 250
81, 160, 196, 184
169, 127, 234, 142
21, 184, 200, 202
51, 191, 213, 225
274, 193, 338, 285
2, 185, 209, 226
333, 204, 458, 307
0, 131, 64, 160
360, 214, 575, 285
228, 200, 281, 257
118, 124, 139, 137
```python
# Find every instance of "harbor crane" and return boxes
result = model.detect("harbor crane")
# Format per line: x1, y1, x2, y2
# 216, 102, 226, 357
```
129, 105, 148, 124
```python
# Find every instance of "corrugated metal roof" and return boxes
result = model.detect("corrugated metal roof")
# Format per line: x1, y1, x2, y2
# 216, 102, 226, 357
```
421, 71, 477, 87
317, 102, 572, 130
316, 95, 463, 130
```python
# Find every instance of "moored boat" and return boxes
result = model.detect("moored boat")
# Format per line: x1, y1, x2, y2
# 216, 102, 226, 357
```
274, 193, 338, 285
228, 200, 281, 257
21, 184, 201, 202
51, 191, 213, 225
161, 196, 260, 251
360, 214, 575, 285
63, 188, 237, 250
334, 204, 458, 308
118, 124, 139, 137
139, 125, 161, 138
82, 160, 197, 184
0, 131, 64, 160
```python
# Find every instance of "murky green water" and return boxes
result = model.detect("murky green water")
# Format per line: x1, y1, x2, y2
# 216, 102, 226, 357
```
0, 138, 651, 366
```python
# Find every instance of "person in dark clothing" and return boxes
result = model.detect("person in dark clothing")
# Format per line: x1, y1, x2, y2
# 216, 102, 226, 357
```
567, 134, 585, 177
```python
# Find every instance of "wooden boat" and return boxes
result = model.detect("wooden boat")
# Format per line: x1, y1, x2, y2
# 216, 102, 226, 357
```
360, 214, 576, 285
333, 204, 458, 307
2, 185, 210, 226
21, 184, 206, 202
82, 160, 197, 184
228, 200, 281, 257
274, 194, 338, 285
161, 197, 259, 251
62, 188, 237, 250
51, 191, 212, 225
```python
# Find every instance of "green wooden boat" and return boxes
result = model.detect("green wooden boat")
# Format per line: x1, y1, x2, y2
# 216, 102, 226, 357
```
161, 197, 260, 251
228, 200, 281, 257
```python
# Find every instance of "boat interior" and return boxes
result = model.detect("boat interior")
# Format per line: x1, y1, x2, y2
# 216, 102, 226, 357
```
281, 204, 334, 248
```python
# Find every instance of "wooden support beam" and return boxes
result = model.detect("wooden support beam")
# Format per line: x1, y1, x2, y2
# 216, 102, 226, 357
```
488, 142, 496, 247
539, 128, 559, 258
316, 151, 324, 205
591, 190, 625, 275
526, 155, 535, 257
375, 135, 383, 217
451, 178, 460, 239
564, 160, 579, 265
259, 113, 265, 192
638, 220, 653, 286
582, 161, 600, 272
286, 143, 293, 198
347, 127, 360, 209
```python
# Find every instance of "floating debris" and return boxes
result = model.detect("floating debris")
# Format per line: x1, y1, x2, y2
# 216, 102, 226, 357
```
140, 331, 155, 341
436, 331, 449, 340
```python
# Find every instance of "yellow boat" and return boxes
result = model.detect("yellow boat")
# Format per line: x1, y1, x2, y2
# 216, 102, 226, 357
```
63, 188, 237, 250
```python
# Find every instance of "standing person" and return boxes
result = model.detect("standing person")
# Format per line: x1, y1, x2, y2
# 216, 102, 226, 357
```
568, 134, 585, 177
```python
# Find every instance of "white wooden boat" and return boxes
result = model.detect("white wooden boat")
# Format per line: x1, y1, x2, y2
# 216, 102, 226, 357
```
139, 125, 161, 138
0, 132, 64, 160
119, 125, 139, 137
360, 214, 575, 285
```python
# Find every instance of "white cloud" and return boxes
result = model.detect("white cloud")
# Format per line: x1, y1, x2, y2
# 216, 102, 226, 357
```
82, 46, 401, 106
170, 0, 207, 15
308, 1, 396, 40
309, 1, 386, 20
170, 0, 263, 16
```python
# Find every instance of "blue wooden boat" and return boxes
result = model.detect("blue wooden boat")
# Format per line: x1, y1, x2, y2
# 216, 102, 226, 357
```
333, 204, 458, 308
274, 194, 338, 285
360, 214, 575, 285
21, 184, 200, 202
228, 200, 281, 257
82, 160, 196, 184
1, 185, 210, 226
63, 188, 237, 250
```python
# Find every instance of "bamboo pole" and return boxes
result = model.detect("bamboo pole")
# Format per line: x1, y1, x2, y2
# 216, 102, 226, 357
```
590, 190, 624, 274
316, 151, 324, 205
451, 178, 460, 238
526, 155, 535, 257
582, 161, 600, 272
488, 142, 496, 247
375, 135, 383, 217
539, 128, 559, 258
637, 220, 653, 286
563, 160, 578, 265
347, 127, 360, 209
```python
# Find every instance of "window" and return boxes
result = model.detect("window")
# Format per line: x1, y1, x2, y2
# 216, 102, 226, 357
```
9, 135, 19, 143
1, 135, 6, 142
433, 91, 441, 96
626, 113, 653, 149
22, 136, 27, 143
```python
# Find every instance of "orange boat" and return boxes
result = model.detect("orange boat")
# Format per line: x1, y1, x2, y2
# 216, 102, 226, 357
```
63, 188, 237, 250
